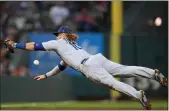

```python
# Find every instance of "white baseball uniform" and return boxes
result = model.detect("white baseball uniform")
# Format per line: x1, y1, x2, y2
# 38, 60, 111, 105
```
42, 38, 156, 99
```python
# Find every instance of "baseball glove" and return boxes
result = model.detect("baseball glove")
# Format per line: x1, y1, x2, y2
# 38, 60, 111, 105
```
4, 40, 15, 53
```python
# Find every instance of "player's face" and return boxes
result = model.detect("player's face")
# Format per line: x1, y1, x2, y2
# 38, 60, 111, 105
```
57, 33, 67, 40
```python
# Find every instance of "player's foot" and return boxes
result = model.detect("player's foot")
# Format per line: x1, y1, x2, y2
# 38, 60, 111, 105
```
139, 90, 151, 110
154, 69, 168, 87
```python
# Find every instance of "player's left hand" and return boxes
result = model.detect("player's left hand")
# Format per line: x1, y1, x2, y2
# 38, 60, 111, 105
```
33, 75, 46, 80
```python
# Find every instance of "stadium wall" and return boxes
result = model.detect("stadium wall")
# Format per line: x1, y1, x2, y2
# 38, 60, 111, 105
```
1, 75, 110, 102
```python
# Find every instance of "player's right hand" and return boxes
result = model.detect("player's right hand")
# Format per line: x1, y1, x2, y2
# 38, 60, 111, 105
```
33, 75, 46, 80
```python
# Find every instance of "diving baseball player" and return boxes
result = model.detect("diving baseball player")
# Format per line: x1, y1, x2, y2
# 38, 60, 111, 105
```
4, 26, 168, 110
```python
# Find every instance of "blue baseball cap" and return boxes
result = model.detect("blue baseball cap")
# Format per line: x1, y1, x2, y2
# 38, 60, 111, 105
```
53, 26, 73, 36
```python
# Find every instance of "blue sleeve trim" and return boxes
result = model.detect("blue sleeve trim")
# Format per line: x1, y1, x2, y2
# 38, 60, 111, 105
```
58, 64, 66, 71
34, 42, 45, 51
16, 43, 26, 49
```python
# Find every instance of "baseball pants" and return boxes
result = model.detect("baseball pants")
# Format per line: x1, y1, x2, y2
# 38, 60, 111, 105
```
80, 53, 156, 99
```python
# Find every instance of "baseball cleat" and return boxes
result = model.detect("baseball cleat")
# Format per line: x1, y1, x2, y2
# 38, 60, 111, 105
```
139, 90, 151, 110
154, 69, 168, 87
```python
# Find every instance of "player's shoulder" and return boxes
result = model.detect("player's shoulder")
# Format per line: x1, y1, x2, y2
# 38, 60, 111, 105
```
47, 40, 57, 43
45, 40, 59, 44
48, 39, 67, 44
56, 38, 68, 43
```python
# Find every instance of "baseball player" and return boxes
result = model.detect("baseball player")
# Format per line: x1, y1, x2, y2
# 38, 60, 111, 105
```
4, 26, 168, 110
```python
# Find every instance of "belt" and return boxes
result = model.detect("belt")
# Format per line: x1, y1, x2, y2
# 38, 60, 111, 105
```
81, 58, 89, 64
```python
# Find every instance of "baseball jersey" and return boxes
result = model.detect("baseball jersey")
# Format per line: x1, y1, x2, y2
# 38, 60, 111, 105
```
42, 38, 91, 71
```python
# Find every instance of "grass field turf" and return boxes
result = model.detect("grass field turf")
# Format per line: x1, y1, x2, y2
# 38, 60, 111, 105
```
1, 100, 168, 110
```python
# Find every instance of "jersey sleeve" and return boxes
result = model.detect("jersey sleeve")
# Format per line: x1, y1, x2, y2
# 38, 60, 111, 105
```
45, 60, 68, 77
42, 40, 57, 51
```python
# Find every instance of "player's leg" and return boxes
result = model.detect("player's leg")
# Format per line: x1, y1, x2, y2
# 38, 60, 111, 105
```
81, 54, 151, 110
84, 66, 151, 110
102, 58, 168, 87
81, 54, 141, 99
113, 65, 167, 87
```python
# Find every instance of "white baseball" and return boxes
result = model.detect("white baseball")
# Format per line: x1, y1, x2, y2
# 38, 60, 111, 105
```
33, 60, 39, 65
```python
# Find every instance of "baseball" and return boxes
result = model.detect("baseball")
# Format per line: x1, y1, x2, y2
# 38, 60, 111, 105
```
33, 60, 39, 65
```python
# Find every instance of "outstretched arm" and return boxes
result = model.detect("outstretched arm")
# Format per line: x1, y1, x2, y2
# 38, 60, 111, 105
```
4, 40, 57, 52
34, 60, 67, 80
13, 42, 45, 51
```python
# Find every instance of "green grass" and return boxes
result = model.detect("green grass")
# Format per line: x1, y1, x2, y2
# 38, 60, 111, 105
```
1, 100, 168, 109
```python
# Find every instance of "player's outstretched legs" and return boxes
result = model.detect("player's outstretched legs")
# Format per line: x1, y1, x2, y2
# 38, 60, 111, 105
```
81, 54, 151, 110
103, 59, 168, 87
86, 67, 151, 110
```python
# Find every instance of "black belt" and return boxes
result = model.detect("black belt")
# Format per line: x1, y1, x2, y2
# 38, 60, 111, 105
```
81, 58, 89, 64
